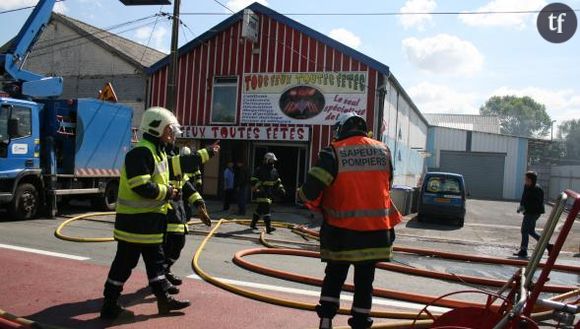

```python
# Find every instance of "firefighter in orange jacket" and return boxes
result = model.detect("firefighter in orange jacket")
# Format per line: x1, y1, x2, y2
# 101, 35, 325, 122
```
298, 112, 401, 329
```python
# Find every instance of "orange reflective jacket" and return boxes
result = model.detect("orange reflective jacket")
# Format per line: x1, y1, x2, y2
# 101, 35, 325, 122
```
321, 136, 401, 231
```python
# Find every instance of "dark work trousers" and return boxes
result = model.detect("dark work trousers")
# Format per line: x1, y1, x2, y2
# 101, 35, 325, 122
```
163, 233, 186, 271
520, 213, 541, 252
252, 201, 272, 228
237, 186, 248, 215
318, 262, 376, 321
223, 188, 234, 210
104, 241, 169, 300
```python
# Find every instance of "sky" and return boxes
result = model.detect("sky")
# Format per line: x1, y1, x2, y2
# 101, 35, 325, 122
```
1, 0, 579, 135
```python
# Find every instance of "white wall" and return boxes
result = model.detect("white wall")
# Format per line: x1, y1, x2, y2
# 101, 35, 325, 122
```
381, 77, 428, 187
428, 126, 528, 199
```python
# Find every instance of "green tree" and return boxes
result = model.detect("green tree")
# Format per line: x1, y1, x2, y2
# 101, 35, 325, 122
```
558, 119, 580, 160
479, 96, 552, 138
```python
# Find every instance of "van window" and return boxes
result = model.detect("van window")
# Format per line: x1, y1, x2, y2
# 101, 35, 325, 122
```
426, 176, 462, 194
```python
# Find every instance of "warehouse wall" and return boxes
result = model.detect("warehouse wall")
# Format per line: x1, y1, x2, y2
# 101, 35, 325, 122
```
427, 126, 527, 200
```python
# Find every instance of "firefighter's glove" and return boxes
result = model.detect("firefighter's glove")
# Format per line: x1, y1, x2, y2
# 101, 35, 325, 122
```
197, 203, 212, 226
171, 188, 182, 201
166, 185, 180, 201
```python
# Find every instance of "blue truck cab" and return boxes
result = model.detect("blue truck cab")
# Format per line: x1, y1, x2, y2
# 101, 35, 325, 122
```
417, 172, 467, 227
0, 97, 132, 219
0, 98, 41, 178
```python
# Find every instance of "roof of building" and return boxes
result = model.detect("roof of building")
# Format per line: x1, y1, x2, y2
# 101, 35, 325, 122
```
424, 113, 501, 134
44, 13, 166, 69
148, 2, 389, 76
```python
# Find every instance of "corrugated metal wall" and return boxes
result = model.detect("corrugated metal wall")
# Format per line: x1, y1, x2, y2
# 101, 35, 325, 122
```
428, 126, 527, 199
149, 13, 380, 167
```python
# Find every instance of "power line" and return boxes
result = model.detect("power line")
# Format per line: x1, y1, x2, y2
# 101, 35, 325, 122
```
180, 8, 580, 16
140, 10, 162, 63
28, 18, 164, 59
0, 5, 35, 14
211, 0, 234, 14
29, 14, 160, 54
0, 0, 66, 15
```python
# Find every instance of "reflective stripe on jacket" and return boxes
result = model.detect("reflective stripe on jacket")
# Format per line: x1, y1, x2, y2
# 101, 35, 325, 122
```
321, 136, 401, 231
114, 139, 169, 244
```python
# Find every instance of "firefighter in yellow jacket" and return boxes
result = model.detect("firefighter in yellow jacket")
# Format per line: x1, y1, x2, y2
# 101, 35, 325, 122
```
100, 107, 218, 320
298, 112, 401, 329
162, 145, 212, 289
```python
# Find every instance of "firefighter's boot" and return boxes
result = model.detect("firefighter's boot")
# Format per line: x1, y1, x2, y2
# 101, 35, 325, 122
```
157, 294, 191, 315
264, 216, 276, 234
319, 317, 332, 329
316, 303, 337, 329
167, 284, 179, 295
100, 298, 134, 320
166, 271, 182, 286
347, 316, 373, 329
250, 214, 259, 229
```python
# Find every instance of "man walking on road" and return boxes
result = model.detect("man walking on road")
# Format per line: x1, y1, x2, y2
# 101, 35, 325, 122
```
298, 112, 401, 329
513, 170, 551, 258
100, 107, 218, 320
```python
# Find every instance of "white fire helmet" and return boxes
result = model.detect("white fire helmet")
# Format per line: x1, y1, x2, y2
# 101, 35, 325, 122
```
139, 106, 182, 137
180, 146, 192, 156
264, 152, 278, 162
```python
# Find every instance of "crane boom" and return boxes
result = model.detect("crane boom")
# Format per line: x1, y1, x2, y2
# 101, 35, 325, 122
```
1, 0, 63, 98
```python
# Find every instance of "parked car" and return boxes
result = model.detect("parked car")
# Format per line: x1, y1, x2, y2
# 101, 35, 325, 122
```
417, 172, 467, 227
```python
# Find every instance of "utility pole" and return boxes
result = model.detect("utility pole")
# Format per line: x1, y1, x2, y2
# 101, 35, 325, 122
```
165, 0, 180, 112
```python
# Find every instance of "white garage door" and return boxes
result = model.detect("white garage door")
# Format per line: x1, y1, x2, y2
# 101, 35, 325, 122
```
439, 151, 505, 199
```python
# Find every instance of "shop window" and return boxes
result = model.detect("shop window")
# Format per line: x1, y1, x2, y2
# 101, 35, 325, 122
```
211, 76, 238, 124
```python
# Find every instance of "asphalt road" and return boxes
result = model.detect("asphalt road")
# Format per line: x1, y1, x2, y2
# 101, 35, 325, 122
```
0, 197, 579, 327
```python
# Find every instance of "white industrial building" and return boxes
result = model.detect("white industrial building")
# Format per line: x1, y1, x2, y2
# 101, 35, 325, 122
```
426, 126, 528, 200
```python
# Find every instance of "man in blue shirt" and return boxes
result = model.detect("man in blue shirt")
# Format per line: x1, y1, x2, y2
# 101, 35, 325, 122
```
223, 161, 235, 210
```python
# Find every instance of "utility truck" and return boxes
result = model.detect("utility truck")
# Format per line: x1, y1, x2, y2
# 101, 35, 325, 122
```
0, 0, 134, 219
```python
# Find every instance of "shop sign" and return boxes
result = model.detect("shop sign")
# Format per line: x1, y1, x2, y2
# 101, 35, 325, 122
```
241, 71, 368, 125
181, 125, 310, 141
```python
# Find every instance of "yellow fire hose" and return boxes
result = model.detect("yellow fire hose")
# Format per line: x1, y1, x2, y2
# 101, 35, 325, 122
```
48, 212, 579, 329
192, 219, 432, 321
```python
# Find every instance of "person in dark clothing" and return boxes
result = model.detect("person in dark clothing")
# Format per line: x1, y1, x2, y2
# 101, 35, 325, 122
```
513, 170, 551, 258
100, 107, 218, 320
162, 145, 212, 289
297, 112, 401, 329
250, 153, 286, 233
223, 161, 235, 210
234, 161, 250, 215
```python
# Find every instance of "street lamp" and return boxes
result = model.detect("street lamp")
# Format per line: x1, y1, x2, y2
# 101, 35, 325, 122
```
551, 120, 557, 141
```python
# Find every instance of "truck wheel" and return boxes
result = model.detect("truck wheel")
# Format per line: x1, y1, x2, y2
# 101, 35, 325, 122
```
9, 183, 39, 220
93, 181, 118, 211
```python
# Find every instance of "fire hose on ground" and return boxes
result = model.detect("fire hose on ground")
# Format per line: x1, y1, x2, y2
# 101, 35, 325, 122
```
31, 212, 577, 329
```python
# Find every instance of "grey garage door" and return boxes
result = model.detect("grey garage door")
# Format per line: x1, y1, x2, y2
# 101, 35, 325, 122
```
439, 151, 505, 199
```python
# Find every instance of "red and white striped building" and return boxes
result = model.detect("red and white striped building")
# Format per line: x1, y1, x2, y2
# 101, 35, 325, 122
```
147, 3, 429, 199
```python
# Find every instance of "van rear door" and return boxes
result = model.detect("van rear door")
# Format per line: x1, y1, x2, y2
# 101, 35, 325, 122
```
422, 175, 464, 207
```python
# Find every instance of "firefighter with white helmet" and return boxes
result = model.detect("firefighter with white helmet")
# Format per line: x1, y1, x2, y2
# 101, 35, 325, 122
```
250, 152, 286, 233
298, 112, 401, 329
101, 107, 219, 319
